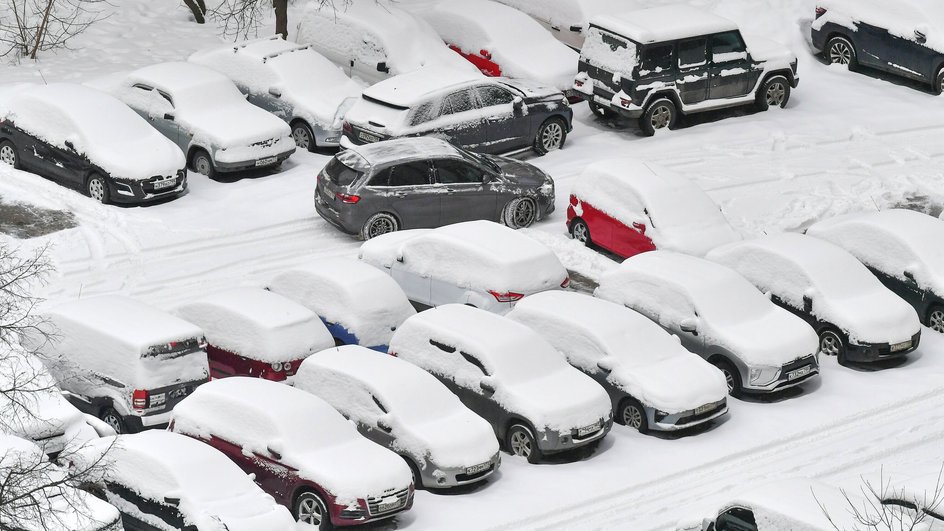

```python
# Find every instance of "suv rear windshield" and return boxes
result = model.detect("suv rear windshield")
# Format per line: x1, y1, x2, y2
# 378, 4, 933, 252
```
322, 158, 363, 187
582, 27, 639, 73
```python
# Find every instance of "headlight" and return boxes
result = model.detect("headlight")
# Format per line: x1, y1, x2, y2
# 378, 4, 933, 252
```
749, 366, 780, 385
539, 180, 554, 197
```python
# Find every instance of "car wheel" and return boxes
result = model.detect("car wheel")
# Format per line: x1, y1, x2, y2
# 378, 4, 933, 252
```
826, 36, 857, 69
503, 197, 537, 229
291, 120, 316, 152
360, 212, 399, 240
711, 358, 743, 398
618, 397, 649, 434
507, 423, 542, 464
86, 174, 110, 204
0, 140, 19, 169
934, 68, 944, 96
570, 219, 591, 246
819, 329, 847, 364
588, 101, 618, 119
294, 491, 329, 529
755, 75, 791, 111
928, 306, 944, 333
639, 98, 676, 137
191, 149, 216, 178
532, 118, 567, 155
403, 457, 424, 490
99, 408, 126, 434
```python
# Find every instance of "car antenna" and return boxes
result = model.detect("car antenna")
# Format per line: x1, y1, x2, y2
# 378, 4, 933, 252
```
37, 67, 48, 85
869, 195, 880, 211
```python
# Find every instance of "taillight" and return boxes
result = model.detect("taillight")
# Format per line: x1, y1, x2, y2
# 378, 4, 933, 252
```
815, 6, 826, 17
620, 97, 632, 107
132, 389, 149, 409
479, 49, 492, 60
561, 277, 571, 288
336, 192, 360, 204
488, 290, 524, 303
389, 351, 397, 357
342, 121, 352, 134
574, 79, 584, 87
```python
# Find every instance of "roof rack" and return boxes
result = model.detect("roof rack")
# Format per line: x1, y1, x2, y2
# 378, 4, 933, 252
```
232, 34, 283, 53
261, 43, 311, 63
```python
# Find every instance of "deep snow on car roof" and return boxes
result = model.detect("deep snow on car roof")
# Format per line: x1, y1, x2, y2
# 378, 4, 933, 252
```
591, 5, 738, 44
347, 137, 464, 167
361, 66, 483, 108
128, 61, 233, 93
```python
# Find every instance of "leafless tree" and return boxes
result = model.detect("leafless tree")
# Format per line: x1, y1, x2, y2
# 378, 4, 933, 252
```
817, 467, 944, 531
0, 0, 111, 60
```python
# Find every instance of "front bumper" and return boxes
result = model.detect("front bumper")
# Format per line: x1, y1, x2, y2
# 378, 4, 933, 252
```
110, 173, 187, 204
745, 355, 819, 393
214, 148, 295, 172
419, 452, 501, 488
845, 332, 920, 362
649, 399, 728, 432
538, 417, 613, 454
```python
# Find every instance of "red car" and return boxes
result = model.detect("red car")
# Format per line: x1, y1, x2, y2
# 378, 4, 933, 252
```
566, 159, 740, 259
175, 287, 335, 381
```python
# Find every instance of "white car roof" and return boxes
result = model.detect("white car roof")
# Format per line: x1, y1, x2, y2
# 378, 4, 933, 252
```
591, 5, 738, 44
345, 137, 463, 166
127, 61, 232, 94
361, 66, 483, 108
611, 250, 752, 304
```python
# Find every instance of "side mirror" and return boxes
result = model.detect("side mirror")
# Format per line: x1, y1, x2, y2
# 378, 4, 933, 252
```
632, 221, 647, 234
247, 473, 256, 481
596, 356, 616, 373
680, 318, 699, 335
395, 254, 404, 263
64, 140, 76, 152
803, 294, 813, 313
569, 25, 583, 33
163, 113, 175, 121
764, 290, 773, 301
904, 269, 916, 283
479, 376, 496, 395
377, 62, 390, 73
164, 496, 181, 507
376, 415, 393, 433
916, 25, 929, 43
266, 442, 283, 460
268, 87, 282, 98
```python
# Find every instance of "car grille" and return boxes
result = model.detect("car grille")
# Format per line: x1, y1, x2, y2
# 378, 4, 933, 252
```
366, 488, 410, 516
456, 464, 494, 483
142, 175, 178, 194
773, 355, 818, 388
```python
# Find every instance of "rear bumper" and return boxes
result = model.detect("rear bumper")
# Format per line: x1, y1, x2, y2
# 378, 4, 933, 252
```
314, 192, 360, 235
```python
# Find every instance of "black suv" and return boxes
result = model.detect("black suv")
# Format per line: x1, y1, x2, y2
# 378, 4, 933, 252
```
574, 5, 799, 135
812, 2, 944, 94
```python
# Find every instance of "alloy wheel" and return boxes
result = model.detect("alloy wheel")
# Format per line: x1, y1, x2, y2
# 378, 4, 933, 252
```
102, 412, 122, 434
541, 122, 564, 151
512, 199, 535, 227
509, 431, 532, 458
88, 178, 106, 202
650, 105, 672, 130
829, 42, 852, 65
368, 217, 396, 238
572, 221, 589, 243
930, 310, 944, 333
723, 369, 735, 393
623, 404, 644, 429
0, 145, 15, 166
766, 82, 787, 106
292, 126, 311, 150
820, 332, 841, 356
296, 496, 323, 526
194, 156, 212, 176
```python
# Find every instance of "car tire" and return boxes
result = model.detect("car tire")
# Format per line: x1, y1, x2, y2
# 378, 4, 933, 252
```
86, 174, 110, 204
503, 197, 537, 229
360, 212, 399, 240
639, 98, 677, 136
928, 306, 944, 333
588, 101, 618, 119
0, 140, 19, 169
755, 75, 791, 111
570, 218, 591, 246
618, 397, 649, 434
532, 118, 567, 155
826, 35, 857, 70
934, 68, 944, 96
190, 149, 216, 179
403, 457, 424, 490
291, 120, 316, 152
819, 328, 847, 364
507, 423, 542, 464
293, 490, 329, 530
99, 408, 126, 434
711, 357, 743, 398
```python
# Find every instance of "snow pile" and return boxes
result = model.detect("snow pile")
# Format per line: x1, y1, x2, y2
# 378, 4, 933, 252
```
267, 259, 415, 348
28, 295, 209, 390
389, 304, 611, 432
412, 0, 579, 90
0, 83, 184, 180
360, 221, 568, 294
170, 377, 412, 504
807, 209, 944, 297
572, 159, 741, 256
812, 0, 944, 55
595, 251, 818, 367
188, 37, 363, 131
295, 346, 498, 468
708, 233, 920, 344
580, 26, 638, 76
591, 6, 738, 45
508, 292, 727, 414
492, 0, 621, 35
174, 288, 334, 363
346, 136, 464, 167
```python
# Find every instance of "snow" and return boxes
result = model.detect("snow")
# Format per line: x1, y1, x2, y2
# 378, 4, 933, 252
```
507, 291, 728, 414
294, 345, 499, 469
571, 158, 741, 256
83, 431, 296, 531
360, 221, 568, 295
708, 233, 920, 344
591, 5, 739, 44
807, 209, 944, 299
594, 251, 819, 367
174, 287, 334, 363
812, 0, 944, 55
409, 0, 579, 91
188, 37, 363, 132
344, 137, 464, 168
170, 377, 413, 504
358, 66, 482, 109
492, 0, 623, 36
388, 304, 611, 432
580, 26, 639, 76
0, 82, 184, 181
28, 295, 209, 390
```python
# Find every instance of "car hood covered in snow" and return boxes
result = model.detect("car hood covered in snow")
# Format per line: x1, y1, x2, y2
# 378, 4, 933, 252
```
709, 308, 819, 368
504, 369, 611, 432
742, 33, 797, 65
401, 411, 499, 468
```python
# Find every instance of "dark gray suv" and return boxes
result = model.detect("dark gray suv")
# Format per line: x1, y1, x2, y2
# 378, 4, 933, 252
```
315, 137, 555, 239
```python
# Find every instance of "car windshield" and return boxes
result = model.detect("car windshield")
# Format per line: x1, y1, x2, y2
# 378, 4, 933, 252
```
173, 77, 246, 113
692, 275, 774, 327
461, 148, 501, 174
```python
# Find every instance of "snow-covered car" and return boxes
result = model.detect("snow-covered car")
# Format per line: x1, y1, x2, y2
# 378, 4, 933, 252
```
295, 345, 501, 489
267, 258, 416, 352
676, 478, 862, 531
0, 434, 123, 531
708, 233, 921, 364
0, 83, 186, 204
567, 158, 740, 259
807, 209, 944, 334
169, 377, 414, 529
295, 1, 479, 86
0, 343, 112, 458
492, 0, 623, 49
316, 138, 556, 240
507, 292, 729, 434
25, 296, 210, 435
107, 62, 295, 178
359, 220, 570, 313
188, 36, 362, 151
406, 0, 580, 93
340, 66, 573, 156
174, 287, 334, 381
595, 251, 820, 397
574, 5, 799, 135
77, 431, 296, 531
812, 0, 944, 94
389, 304, 612, 463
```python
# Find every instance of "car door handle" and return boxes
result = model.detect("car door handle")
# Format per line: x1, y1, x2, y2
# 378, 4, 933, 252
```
393, 192, 406, 197
445, 188, 456, 194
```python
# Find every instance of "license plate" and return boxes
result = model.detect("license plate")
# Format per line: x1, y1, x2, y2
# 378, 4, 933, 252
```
377, 499, 401, 512
694, 403, 715, 415
255, 156, 277, 166
358, 131, 381, 143
890, 340, 912, 352
577, 421, 601, 437
788, 365, 813, 380
465, 462, 490, 475
152, 179, 175, 190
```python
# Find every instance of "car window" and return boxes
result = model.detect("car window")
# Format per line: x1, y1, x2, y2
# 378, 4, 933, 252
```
678, 38, 708, 68
410, 100, 439, 126
323, 158, 363, 187
441, 89, 478, 115
711, 31, 747, 63
475, 85, 515, 107
371, 395, 388, 414
357, 31, 386, 62
716, 507, 758, 531
640, 44, 674, 73
435, 159, 485, 185
460, 352, 490, 376
369, 161, 432, 187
